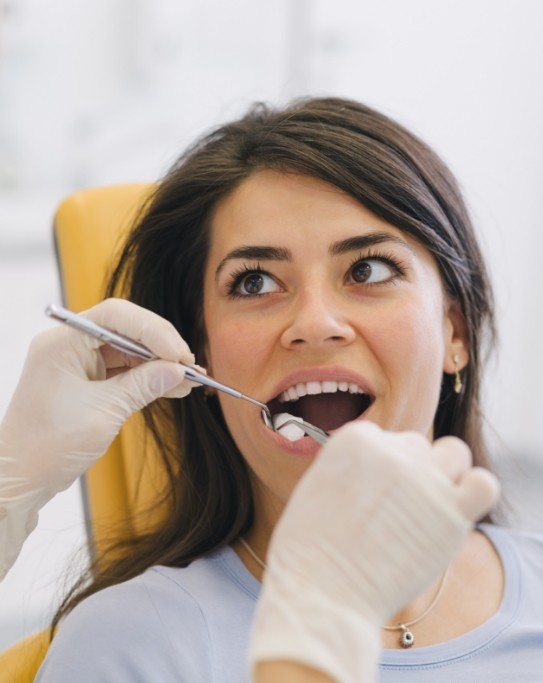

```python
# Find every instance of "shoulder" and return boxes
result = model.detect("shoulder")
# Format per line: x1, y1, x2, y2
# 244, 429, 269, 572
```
36, 546, 260, 683
481, 524, 543, 598
481, 523, 543, 559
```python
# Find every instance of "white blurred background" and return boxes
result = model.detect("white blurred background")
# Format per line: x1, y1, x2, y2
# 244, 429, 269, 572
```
1, 0, 542, 651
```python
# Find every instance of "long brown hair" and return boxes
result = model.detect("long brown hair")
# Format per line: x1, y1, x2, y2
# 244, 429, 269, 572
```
53, 96, 496, 630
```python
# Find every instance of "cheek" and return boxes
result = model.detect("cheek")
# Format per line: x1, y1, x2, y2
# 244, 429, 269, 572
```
367, 297, 448, 399
204, 312, 271, 385
369, 298, 446, 354
205, 321, 238, 376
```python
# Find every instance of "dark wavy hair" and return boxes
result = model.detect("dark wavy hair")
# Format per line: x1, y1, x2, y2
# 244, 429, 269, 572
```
53, 96, 496, 630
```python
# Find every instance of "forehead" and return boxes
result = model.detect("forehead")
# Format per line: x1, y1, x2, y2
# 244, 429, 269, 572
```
208, 169, 415, 254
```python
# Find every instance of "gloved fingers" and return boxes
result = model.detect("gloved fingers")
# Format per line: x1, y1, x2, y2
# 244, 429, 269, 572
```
429, 436, 472, 484
100, 344, 146, 377
162, 363, 207, 398
319, 423, 432, 484
297, 422, 496, 532
102, 350, 206, 400
102, 360, 193, 413
455, 467, 501, 522
82, 298, 195, 364
342, 424, 473, 489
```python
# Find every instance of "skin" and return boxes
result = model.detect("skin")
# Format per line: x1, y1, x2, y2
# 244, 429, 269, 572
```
255, 661, 333, 682
202, 169, 502, 647
204, 170, 465, 519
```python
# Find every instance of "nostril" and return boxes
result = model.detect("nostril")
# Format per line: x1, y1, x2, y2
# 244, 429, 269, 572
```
281, 314, 356, 348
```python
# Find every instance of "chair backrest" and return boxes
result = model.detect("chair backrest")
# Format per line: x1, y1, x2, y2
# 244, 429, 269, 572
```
0, 631, 50, 683
53, 182, 175, 557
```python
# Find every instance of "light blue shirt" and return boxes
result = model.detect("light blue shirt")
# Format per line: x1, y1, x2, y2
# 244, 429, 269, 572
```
35, 524, 543, 682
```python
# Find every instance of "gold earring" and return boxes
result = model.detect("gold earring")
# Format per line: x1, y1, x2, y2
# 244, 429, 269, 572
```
453, 354, 463, 394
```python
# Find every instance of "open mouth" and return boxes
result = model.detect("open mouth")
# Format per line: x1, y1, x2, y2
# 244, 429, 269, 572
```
266, 380, 374, 437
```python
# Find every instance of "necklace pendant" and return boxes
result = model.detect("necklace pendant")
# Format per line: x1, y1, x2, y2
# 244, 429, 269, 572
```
399, 625, 415, 648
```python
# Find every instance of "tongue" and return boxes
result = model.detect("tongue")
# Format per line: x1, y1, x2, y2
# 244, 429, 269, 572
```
296, 393, 363, 432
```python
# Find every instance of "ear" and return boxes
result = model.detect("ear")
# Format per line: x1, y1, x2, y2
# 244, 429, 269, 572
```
443, 300, 469, 374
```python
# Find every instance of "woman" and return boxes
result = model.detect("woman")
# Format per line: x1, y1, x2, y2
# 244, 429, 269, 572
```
0, 302, 496, 683
0, 303, 494, 683
1, 305, 496, 683
34, 97, 543, 680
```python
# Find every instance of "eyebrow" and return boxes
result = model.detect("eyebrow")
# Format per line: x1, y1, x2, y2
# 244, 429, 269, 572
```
215, 232, 414, 280
215, 246, 291, 280
329, 233, 416, 256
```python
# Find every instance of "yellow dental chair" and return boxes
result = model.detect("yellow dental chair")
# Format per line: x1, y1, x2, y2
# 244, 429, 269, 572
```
0, 183, 165, 682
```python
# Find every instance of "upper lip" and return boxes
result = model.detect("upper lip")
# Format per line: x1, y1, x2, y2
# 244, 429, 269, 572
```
266, 366, 375, 404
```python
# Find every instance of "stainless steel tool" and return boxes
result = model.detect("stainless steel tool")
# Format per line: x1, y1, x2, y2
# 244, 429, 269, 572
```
45, 304, 329, 445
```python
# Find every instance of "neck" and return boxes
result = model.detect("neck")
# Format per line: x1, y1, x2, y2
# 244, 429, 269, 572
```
234, 528, 270, 581
239, 478, 285, 579
382, 529, 503, 648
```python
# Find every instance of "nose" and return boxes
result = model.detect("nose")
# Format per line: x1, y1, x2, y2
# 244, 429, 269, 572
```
280, 286, 356, 350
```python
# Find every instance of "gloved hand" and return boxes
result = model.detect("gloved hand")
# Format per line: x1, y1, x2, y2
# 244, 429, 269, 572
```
249, 421, 500, 683
0, 298, 196, 579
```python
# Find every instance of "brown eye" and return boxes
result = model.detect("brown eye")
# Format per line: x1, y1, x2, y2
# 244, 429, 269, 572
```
242, 273, 265, 294
351, 261, 372, 283
348, 258, 396, 285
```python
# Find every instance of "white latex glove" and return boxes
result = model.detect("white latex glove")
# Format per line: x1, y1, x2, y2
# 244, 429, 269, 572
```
0, 298, 196, 579
249, 421, 500, 683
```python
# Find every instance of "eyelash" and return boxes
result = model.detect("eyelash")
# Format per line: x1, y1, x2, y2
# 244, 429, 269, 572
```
225, 250, 407, 299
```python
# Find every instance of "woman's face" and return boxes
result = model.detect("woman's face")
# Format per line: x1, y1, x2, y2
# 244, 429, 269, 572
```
203, 170, 466, 525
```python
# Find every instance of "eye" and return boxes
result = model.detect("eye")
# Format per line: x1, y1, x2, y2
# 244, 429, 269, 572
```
347, 258, 398, 285
228, 267, 281, 298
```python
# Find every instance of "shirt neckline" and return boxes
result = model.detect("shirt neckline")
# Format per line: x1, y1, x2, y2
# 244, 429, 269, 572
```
379, 524, 522, 668
214, 526, 521, 668
212, 544, 263, 600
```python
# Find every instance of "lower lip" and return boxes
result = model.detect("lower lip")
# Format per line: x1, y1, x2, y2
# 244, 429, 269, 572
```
261, 423, 324, 457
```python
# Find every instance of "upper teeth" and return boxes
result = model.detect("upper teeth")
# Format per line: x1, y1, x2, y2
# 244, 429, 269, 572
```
278, 380, 366, 403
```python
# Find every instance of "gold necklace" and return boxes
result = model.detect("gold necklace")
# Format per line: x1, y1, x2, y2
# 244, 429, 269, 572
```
239, 537, 450, 649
